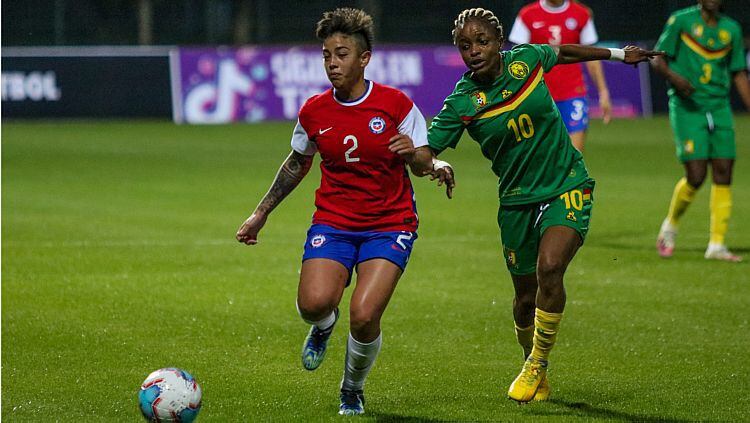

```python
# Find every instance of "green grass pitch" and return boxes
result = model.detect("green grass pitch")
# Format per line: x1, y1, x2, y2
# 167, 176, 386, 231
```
3, 117, 749, 421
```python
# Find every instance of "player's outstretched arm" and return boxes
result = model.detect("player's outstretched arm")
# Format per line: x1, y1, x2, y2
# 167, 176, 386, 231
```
732, 70, 750, 111
236, 151, 314, 245
556, 44, 664, 65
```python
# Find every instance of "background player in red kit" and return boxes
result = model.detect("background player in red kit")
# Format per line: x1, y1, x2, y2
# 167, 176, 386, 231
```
236, 8, 433, 416
509, 0, 612, 152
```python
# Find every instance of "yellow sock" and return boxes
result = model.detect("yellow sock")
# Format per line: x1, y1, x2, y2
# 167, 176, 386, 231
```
514, 324, 534, 359
666, 177, 697, 226
709, 184, 732, 245
530, 308, 562, 363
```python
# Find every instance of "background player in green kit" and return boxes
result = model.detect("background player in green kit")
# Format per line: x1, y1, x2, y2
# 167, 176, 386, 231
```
653, 0, 750, 262
405, 8, 661, 403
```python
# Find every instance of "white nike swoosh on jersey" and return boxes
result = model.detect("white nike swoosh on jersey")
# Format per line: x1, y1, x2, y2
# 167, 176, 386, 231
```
319, 127, 333, 134
532, 22, 545, 29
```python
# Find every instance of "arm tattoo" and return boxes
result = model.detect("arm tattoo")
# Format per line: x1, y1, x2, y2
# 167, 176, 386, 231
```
255, 151, 314, 215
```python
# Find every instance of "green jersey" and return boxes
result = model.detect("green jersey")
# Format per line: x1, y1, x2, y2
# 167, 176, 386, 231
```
428, 44, 588, 206
655, 6, 746, 110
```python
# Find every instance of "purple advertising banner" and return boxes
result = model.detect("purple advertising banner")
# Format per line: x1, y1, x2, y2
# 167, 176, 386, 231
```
583, 61, 652, 118
170, 46, 650, 123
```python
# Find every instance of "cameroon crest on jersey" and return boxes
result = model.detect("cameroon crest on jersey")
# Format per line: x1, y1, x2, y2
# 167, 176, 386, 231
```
718, 29, 730, 44
471, 91, 487, 110
508, 61, 530, 79
692, 23, 703, 38
504, 246, 517, 268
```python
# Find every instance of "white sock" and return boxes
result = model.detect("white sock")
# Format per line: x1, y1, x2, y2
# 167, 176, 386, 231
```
661, 218, 677, 233
296, 300, 336, 330
341, 332, 382, 392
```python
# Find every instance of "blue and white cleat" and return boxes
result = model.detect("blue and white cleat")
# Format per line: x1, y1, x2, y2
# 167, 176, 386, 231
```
301, 308, 339, 371
338, 389, 365, 416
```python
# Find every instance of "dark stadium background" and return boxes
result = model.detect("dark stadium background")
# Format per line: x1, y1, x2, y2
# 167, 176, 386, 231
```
3, 0, 748, 46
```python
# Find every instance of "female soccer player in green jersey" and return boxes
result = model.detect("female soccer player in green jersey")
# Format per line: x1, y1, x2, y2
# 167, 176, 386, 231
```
653, 0, 750, 262
408, 7, 662, 403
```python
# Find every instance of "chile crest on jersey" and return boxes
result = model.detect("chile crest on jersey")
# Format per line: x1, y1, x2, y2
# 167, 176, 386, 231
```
369, 116, 386, 134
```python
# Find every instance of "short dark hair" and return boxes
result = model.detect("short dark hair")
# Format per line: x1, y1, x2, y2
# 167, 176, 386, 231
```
452, 8, 504, 45
316, 8, 374, 53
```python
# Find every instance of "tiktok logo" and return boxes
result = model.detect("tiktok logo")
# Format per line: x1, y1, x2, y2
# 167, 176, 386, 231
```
183, 60, 254, 123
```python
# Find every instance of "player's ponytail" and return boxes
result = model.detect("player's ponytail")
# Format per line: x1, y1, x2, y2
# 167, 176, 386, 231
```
452, 8, 504, 45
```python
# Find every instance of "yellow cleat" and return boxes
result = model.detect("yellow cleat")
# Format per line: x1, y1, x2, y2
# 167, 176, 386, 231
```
508, 358, 548, 403
532, 375, 550, 401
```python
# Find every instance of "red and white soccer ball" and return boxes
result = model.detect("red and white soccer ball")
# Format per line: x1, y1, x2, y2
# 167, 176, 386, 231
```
138, 368, 202, 422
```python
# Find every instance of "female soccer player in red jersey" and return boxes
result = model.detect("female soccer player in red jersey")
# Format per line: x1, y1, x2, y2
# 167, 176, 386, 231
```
236, 8, 432, 416
409, 8, 660, 403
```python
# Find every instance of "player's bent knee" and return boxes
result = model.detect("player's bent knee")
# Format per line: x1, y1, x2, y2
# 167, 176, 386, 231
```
685, 163, 708, 188
687, 175, 706, 189
296, 295, 336, 321
536, 256, 567, 282
514, 293, 536, 311
711, 170, 732, 185
349, 307, 380, 333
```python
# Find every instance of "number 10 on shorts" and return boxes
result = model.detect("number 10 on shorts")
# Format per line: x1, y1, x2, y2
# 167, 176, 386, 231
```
559, 189, 588, 211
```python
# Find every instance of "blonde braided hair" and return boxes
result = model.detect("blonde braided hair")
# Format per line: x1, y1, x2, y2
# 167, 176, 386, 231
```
452, 8, 504, 45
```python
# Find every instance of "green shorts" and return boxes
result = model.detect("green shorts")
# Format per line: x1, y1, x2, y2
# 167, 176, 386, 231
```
669, 99, 736, 163
498, 179, 595, 276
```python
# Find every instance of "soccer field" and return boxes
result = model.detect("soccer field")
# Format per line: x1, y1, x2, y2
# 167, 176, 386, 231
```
3, 117, 749, 421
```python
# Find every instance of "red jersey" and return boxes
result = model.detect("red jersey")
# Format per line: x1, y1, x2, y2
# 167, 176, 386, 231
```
291, 81, 427, 232
508, 0, 599, 101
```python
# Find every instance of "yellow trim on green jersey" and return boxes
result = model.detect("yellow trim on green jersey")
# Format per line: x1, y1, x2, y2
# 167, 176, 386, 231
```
680, 33, 730, 60
470, 65, 544, 121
